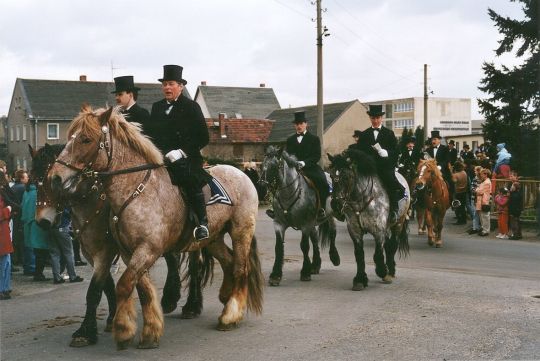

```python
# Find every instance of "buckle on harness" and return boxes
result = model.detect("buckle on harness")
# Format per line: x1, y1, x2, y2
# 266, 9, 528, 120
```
132, 183, 146, 198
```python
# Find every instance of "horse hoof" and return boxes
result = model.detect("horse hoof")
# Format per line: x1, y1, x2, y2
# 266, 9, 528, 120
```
268, 277, 281, 287
137, 340, 159, 349
116, 339, 132, 351
382, 275, 393, 284
352, 283, 365, 291
428, 239, 434, 246
330, 251, 341, 266
216, 321, 239, 331
161, 300, 178, 315
311, 268, 320, 275
300, 274, 311, 282
180, 310, 200, 319
104, 323, 113, 333
435, 243, 443, 248
70, 336, 96, 348
418, 230, 426, 235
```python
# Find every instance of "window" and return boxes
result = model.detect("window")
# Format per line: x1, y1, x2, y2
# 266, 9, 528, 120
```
47, 123, 60, 140
22, 125, 27, 141
16, 126, 20, 141
10, 127, 13, 142
393, 102, 414, 113
394, 119, 414, 129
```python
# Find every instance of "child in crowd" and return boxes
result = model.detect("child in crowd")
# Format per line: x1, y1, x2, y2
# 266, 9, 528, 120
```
494, 187, 510, 239
0, 192, 13, 300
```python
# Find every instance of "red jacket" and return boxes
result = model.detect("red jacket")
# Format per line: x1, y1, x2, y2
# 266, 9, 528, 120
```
0, 195, 13, 256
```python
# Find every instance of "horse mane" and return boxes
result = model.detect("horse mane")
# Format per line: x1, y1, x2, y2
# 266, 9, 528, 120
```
265, 145, 281, 157
344, 149, 378, 176
419, 159, 444, 181
281, 151, 298, 168
68, 106, 163, 165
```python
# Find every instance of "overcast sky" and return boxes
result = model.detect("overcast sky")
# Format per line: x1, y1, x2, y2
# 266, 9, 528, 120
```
0, 0, 525, 118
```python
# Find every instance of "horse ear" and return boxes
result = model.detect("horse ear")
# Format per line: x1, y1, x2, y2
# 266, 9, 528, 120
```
99, 107, 114, 126
80, 102, 92, 113
327, 153, 334, 162
28, 144, 37, 158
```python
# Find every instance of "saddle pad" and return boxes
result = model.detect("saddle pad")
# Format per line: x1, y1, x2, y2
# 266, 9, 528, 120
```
203, 177, 233, 206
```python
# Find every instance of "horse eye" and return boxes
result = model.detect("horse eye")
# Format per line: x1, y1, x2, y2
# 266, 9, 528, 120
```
81, 137, 92, 144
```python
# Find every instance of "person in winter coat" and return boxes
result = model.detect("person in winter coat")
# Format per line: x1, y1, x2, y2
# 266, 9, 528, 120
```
492, 143, 511, 178
0, 193, 13, 300
475, 168, 492, 236
494, 187, 510, 239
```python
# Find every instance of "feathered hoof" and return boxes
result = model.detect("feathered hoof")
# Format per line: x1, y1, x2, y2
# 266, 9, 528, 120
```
268, 276, 281, 287
427, 239, 434, 246
382, 275, 393, 284
161, 299, 178, 315
300, 274, 311, 282
116, 339, 132, 351
216, 321, 239, 331
352, 283, 365, 291
180, 309, 200, 319
329, 250, 341, 266
137, 340, 159, 349
311, 267, 320, 275
69, 336, 96, 348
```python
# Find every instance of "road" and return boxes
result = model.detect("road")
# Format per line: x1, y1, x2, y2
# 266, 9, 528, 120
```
1, 209, 539, 360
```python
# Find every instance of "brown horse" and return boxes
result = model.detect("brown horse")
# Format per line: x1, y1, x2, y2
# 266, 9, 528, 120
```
415, 159, 450, 247
46, 106, 264, 350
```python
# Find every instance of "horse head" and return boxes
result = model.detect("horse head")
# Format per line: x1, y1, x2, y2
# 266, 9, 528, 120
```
327, 152, 356, 218
259, 145, 282, 189
416, 159, 442, 191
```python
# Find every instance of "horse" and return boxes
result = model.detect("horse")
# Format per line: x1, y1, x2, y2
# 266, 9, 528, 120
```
45, 106, 264, 350
415, 159, 450, 247
30, 143, 211, 347
398, 156, 427, 235
328, 150, 410, 291
259, 146, 339, 286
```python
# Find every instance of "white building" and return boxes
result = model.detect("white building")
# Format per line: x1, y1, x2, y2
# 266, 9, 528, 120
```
364, 97, 471, 137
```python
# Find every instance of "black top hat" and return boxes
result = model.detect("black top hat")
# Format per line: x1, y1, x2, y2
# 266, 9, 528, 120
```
366, 104, 385, 117
158, 65, 187, 85
405, 136, 416, 144
448, 140, 455, 145
353, 130, 362, 137
292, 111, 307, 123
111, 76, 140, 94
430, 130, 442, 139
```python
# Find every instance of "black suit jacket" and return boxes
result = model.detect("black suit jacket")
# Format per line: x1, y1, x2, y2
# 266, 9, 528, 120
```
122, 103, 150, 130
427, 145, 451, 177
358, 126, 398, 165
148, 95, 209, 158
399, 148, 422, 167
285, 131, 321, 169
448, 148, 458, 165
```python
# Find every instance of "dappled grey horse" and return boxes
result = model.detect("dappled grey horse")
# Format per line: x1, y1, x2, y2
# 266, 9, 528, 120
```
260, 146, 340, 286
328, 150, 410, 291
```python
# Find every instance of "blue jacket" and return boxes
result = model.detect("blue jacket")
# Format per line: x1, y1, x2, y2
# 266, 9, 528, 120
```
21, 185, 49, 249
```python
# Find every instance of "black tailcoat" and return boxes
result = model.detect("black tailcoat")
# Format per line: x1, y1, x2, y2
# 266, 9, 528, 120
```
121, 103, 150, 130
427, 145, 450, 177
285, 131, 328, 200
448, 147, 458, 165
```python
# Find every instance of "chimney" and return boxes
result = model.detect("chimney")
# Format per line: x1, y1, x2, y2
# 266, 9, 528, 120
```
218, 113, 227, 139
201, 81, 207, 85
259, 83, 266, 88
79, 75, 87, 82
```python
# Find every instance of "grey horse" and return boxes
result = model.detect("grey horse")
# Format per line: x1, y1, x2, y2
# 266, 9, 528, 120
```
328, 149, 410, 291
260, 146, 340, 286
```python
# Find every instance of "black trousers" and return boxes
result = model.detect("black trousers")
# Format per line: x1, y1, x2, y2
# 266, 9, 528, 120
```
302, 166, 329, 204
378, 163, 404, 198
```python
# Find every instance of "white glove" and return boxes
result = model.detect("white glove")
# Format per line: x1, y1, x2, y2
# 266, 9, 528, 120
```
377, 149, 388, 158
165, 149, 187, 162
297, 161, 306, 169
437, 165, 442, 170
398, 163, 404, 168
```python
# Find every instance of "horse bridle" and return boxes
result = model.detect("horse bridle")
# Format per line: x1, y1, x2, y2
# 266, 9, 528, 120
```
261, 154, 303, 216
332, 166, 375, 216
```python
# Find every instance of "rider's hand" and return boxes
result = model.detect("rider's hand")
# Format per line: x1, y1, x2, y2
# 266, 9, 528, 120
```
296, 161, 305, 169
165, 149, 187, 162
437, 165, 442, 170
377, 149, 388, 158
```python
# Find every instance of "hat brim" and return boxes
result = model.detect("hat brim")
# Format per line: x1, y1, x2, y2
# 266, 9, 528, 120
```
158, 78, 188, 85
111, 86, 141, 94
367, 111, 385, 117
292, 119, 307, 124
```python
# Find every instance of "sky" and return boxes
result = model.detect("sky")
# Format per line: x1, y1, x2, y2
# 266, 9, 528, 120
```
0, 0, 526, 118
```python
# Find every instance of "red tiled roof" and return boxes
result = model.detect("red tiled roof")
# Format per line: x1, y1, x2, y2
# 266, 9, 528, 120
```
206, 118, 274, 143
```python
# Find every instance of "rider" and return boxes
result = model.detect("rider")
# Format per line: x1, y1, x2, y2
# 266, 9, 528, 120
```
347, 130, 362, 151
358, 104, 404, 223
398, 136, 421, 176
266, 111, 329, 220
147, 65, 210, 241
427, 130, 453, 200
112, 75, 150, 127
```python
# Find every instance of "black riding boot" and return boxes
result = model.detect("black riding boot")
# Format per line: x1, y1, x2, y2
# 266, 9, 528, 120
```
191, 192, 209, 241
389, 186, 405, 224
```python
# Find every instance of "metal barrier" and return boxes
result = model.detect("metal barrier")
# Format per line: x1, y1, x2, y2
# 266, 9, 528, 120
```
490, 178, 540, 222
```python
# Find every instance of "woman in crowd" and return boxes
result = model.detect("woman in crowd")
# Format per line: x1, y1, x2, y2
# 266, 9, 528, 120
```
476, 168, 492, 236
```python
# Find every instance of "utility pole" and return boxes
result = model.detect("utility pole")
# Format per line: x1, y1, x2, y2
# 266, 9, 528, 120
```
315, 0, 329, 166
423, 64, 428, 141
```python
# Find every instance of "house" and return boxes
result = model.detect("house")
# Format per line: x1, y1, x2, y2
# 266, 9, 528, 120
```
5, 76, 184, 171
194, 82, 281, 119
203, 113, 274, 163
364, 97, 472, 137
267, 100, 371, 165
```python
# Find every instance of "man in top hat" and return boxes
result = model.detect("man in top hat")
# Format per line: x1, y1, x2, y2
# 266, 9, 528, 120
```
112, 75, 150, 128
266, 111, 329, 220
447, 139, 458, 166
398, 136, 421, 176
348, 130, 362, 151
358, 104, 404, 223
460, 144, 475, 161
427, 130, 453, 197
147, 65, 210, 241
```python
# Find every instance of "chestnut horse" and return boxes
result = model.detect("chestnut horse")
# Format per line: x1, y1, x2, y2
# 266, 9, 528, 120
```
46, 106, 264, 350
415, 159, 450, 247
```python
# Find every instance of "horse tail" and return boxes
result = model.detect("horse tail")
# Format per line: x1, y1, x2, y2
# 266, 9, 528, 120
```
318, 218, 336, 250
180, 248, 215, 290
398, 218, 410, 258
246, 235, 264, 315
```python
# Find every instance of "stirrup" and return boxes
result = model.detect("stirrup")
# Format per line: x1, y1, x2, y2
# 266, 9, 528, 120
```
194, 225, 209, 241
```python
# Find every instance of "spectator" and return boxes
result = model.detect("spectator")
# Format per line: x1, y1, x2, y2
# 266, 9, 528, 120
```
451, 161, 468, 225
244, 161, 265, 201
494, 187, 510, 239
467, 165, 482, 234
476, 168, 492, 236
21, 180, 50, 281
48, 208, 83, 284
508, 172, 523, 240
0, 192, 13, 300
10, 170, 28, 268
448, 140, 458, 166
460, 144, 475, 161
492, 143, 512, 178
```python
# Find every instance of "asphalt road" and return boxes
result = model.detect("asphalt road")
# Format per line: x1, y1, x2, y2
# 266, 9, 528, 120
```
1, 209, 539, 361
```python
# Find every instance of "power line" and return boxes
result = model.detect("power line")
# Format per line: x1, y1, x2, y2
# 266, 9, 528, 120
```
271, 0, 311, 20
